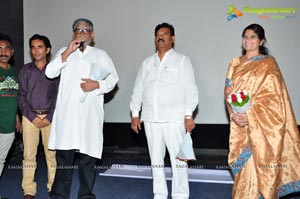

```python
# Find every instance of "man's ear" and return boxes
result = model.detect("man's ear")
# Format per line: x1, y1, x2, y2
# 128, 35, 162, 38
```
172, 35, 175, 43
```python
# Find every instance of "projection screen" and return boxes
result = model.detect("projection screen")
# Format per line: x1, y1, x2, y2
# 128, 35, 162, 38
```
24, 0, 300, 124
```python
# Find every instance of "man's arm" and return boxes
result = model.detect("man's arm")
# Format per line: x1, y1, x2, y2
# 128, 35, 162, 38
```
18, 65, 36, 122
130, 62, 146, 134
61, 39, 82, 62
182, 56, 198, 132
46, 39, 82, 79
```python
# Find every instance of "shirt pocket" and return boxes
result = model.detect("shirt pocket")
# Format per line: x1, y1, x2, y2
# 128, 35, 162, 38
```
164, 67, 180, 84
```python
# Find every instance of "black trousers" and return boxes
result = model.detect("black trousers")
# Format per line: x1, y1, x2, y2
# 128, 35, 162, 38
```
50, 150, 97, 199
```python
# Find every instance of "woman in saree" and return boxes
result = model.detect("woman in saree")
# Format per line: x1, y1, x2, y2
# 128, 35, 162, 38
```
225, 23, 300, 199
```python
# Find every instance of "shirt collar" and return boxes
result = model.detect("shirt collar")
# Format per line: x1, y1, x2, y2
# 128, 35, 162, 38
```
32, 62, 47, 71
155, 48, 174, 61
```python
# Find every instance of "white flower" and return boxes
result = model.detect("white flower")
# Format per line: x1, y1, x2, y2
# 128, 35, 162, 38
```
237, 97, 243, 103
243, 90, 248, 95
227, 98, 232, 104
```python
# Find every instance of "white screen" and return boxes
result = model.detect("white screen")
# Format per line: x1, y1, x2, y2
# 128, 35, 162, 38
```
24, 0, 300, 124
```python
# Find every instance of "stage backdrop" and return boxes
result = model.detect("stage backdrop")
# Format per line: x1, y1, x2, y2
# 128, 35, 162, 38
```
24, 0, 300, 125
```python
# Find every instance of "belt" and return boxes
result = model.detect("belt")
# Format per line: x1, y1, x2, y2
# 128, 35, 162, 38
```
32, 110, 49, 115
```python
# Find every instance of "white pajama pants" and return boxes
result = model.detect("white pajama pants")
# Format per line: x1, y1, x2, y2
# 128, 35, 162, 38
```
144, 122, 189, 199
0, 132, 15, 176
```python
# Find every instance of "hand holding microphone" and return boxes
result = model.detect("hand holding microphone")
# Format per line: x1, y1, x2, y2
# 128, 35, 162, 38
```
61, 39, 85, 62
73, 40, 85, 52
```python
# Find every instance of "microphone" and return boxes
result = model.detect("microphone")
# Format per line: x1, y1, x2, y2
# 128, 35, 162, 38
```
79, 41, 85, 51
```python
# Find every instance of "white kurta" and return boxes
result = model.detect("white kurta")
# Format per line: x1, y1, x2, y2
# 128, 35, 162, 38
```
45, 46, 118, 159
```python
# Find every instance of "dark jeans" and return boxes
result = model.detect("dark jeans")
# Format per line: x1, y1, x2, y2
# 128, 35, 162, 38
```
50, 150, 97, 199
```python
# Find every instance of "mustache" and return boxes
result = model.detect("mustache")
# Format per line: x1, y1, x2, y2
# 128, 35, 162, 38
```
157, 38, 165, 42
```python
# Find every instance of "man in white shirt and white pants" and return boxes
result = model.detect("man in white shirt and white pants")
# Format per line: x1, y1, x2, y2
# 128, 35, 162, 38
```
130, 22, 198, 199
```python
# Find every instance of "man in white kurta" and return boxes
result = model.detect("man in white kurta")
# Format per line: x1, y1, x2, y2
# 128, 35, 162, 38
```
45, 18, 118, 199
130, 23, 198, 199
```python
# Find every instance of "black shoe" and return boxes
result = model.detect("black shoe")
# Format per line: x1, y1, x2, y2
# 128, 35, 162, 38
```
24, 195, 35, 199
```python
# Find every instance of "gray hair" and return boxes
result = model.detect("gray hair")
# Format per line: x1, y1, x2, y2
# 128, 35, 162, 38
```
72, 18, 94, 32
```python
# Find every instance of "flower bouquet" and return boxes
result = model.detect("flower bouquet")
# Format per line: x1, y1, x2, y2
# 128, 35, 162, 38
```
227, 91, 251, 113
176, 132, 196, 162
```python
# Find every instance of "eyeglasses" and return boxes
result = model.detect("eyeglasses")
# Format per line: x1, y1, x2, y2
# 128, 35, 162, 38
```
74, 29, 92, 34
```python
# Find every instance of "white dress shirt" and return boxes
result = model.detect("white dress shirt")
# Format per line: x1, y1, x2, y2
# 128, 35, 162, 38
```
130, 48, 198, 122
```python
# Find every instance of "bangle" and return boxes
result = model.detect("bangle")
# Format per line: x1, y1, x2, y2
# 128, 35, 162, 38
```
225, 78, 232, 87
185, 115, 192, 119
230, 113, 234, 121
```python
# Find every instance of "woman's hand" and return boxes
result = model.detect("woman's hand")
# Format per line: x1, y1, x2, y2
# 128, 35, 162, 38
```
231, 112, 248, 127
